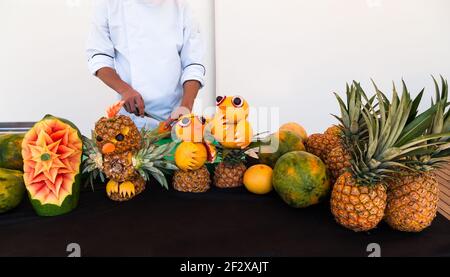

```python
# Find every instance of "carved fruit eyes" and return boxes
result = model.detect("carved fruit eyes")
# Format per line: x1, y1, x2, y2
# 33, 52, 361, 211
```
216, 95, 226, 106
232, 96, 244, 108
115, 134, 125, 141
198, 116, 207, 125
179, 117, 191, 128
96, 136, 103, 142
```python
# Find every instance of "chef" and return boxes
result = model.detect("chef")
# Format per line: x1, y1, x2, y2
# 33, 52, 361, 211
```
86, 0, 205, 129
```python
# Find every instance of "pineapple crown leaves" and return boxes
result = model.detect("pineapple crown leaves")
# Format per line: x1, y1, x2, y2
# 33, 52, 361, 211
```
81, 133, 105, 191
407, 76, 450, 169
133, 141, 178, 190
350, 80, 444, 184
139, 127, 171, 147
350, 78, 450, 183
332, 81, 368, 139
216, 133, 268, 164
430, 75, 450, 137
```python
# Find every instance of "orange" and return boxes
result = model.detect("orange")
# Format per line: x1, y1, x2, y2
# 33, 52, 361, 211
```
243, 164, 273, 195
212, 119, 253, 149
174, 142, 207, 171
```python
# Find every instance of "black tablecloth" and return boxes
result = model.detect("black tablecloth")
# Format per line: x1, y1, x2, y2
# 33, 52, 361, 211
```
1, 181, 449, 257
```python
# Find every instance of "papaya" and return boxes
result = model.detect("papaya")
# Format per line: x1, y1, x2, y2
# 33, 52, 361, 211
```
0, 133, 24, 170
0, 168, 26, 213
259, 130, 305, 167
272, 151, 330, 208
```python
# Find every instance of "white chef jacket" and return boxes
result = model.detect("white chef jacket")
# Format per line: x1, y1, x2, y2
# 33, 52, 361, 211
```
86, 0, 205, 129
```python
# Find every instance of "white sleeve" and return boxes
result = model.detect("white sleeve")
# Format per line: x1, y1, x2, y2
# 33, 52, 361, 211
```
179, 3, 206, 87
86, 0, 115, 75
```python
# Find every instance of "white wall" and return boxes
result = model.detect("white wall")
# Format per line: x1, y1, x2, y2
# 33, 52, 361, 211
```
2, 0, 450, 136
0, 0, 215, 135
215, 0, 450, 134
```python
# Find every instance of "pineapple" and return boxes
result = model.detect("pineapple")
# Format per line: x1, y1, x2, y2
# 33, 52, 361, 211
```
331, 81, 445, 232
83, 126, 178, 199
384, 76, 450, 232
332, 172, 387, 232
385, 172, 440, 232
95, 115, 141, 153
323, 125, 343, 152
305, 133, 331, 161
214, 148, 247, 188
326, 146, 352, 181
173, 166, 211, 193
171, 114, 215, 193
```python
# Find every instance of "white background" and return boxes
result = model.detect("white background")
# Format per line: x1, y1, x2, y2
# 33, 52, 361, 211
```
215, 0, 450, 133
1, 0, 450, 136
0, 0, 215, 135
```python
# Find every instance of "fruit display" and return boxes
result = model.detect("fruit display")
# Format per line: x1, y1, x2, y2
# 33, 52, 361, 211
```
329, 79, 450, 232
210, 95, 257, 188
172, 114, 215, 193
0, 133, 24, 170
259, 130, 305, 167
82, 101, 177, 201
0, 168, 26, 213
21, 115, 83, 216
279, 122, 308, 141
272, 151, 330, 208
243, 164, 273, 195
0, 75, 446, 239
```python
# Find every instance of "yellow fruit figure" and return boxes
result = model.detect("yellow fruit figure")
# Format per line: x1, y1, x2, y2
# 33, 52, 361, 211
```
212, 119, 253, 149
215, 95, 249, 124
243, 164, 273, 195
175, 142, 207, 171
280, 123, 308, 141
174, 114, 208, 143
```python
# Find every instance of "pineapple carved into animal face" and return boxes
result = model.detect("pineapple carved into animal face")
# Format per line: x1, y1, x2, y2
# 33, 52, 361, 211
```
94, 101, 141, 155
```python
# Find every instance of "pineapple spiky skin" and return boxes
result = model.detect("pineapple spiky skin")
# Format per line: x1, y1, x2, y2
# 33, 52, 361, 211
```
305, 126, 342, 162
326, 145, 352, 182
331, 172, 387, 232
95, 115, 141, 153
305, 134, 328, 161
173, 166, 211, 193
214, 162, 247, 188
108, 174, 146, 202
385, 172, 439, 232
324, 125, 343, 150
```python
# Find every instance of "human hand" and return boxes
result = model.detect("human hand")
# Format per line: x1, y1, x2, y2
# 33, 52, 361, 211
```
120, 88, 145, 117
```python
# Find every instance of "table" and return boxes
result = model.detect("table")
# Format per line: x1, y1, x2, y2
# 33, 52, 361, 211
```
1, 181, 449, 257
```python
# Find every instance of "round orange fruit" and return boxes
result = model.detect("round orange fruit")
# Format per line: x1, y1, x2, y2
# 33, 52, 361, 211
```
243, 164, 273, 195
175, 142, 207, 171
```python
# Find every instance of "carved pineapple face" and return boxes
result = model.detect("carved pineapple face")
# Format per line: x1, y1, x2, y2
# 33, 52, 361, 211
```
95, 115, 141, 155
